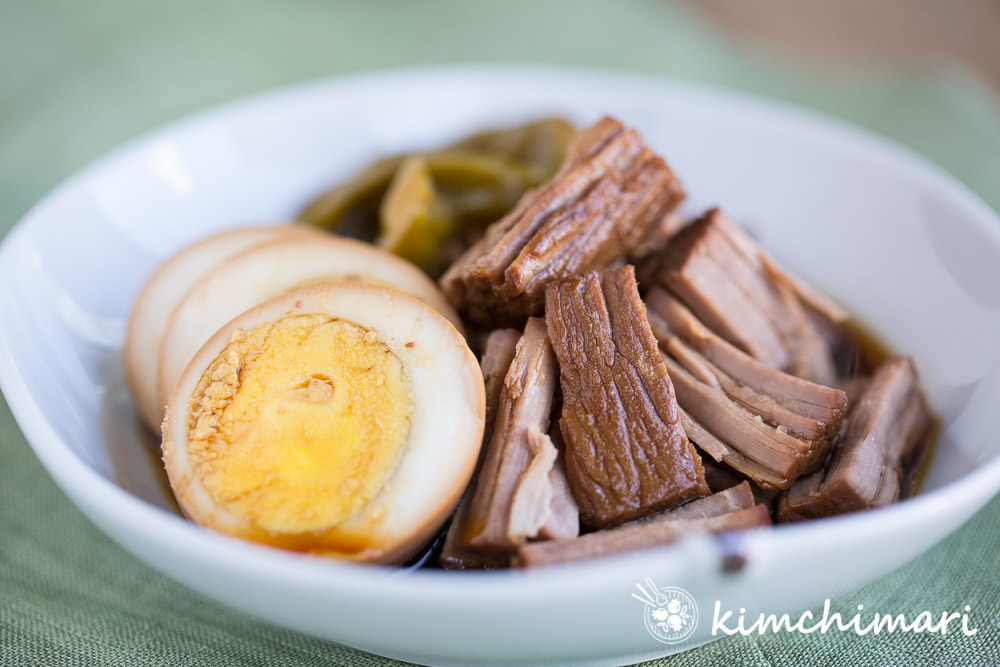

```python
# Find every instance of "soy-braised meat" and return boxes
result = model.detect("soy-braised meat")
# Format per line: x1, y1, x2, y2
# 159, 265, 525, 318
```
461, 319, 580, 554
652, 208, 842, 385
643, 480, 756, 522
646, 288, 847, 490
776, 357, 931, 521
646, 288, 847, 426
531, 425, 581, 541
516, 503, 771, 567
440, 117, 685, 328
439, 328, 521, 569
544, 266, 709, 528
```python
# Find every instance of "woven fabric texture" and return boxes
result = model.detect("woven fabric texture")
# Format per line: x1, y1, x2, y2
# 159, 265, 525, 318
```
2, 1, 1000, 665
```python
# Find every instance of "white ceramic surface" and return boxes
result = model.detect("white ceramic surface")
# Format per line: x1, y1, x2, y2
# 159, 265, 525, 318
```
2, 65, 1000, 666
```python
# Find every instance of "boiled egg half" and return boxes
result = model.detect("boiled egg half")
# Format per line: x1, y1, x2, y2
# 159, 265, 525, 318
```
161, 282, 485, 563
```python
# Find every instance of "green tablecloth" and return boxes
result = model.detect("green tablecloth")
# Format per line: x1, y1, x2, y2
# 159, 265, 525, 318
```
2, 1, 999, 664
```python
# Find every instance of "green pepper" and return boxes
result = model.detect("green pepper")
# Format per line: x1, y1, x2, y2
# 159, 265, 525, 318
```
447, 117, 576, 176
297, 117, 576, 273
297, 156, 401, 240
376, 156, 455, 277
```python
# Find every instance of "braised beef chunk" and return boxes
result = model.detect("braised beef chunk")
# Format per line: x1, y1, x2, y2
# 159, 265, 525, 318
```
663, 352, 818, 489
440, 116, 685, 328
774, 471, 825, 522
536, 425, 581, 540
461, 318, 580, 552
440, 328, 521, 569
544, 265, 709, 528
645, 480, 756, 522
646, 289, 847, 427
646, 287, 847, 492
776, 357, 931, 521
653, 208, 840, 385
478, 329, 524, 441
820, 357, 923, 511
647, 288, 845, 490
516, 504, 771, 567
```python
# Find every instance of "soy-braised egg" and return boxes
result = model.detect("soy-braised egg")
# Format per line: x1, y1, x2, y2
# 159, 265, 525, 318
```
160, 282, 485, 563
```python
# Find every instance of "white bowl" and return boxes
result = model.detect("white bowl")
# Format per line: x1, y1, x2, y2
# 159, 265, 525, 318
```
2, 65, 1000, 666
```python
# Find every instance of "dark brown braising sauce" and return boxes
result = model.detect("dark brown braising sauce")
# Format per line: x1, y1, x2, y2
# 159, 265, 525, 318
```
833, 318, 938, 499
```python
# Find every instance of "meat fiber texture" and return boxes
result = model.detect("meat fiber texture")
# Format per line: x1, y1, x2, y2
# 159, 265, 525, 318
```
441, 116, 685, 329
654, 208, 845, 386
544, 265, 709, 529
517, 500, 771, 567
439, 328, 521, 569
777, 357, 931, 521
646, 288, 847, 491
445, 320, 580, 567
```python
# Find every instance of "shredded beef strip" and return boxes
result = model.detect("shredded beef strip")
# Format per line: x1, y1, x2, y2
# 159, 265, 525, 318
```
820, 357, 918, 511
641, 481, 756, 523
646, 288, 847, 427
441, 116, 685, 328
666, 335, 828, 442
774, 471, 826, 522
775, 357, 931, 521
663, 353, 817, 488
516, 504, 771, 567
479, 329, 524, 440
535, 425, 581, 540
545, 266, 709, 528
663, 335, 722, 389
503, 426, 582, 542
652, 208, 839, 384
689, 432, 781, 506
440, 328, 521, 569
461, 318, 577, 551
503, 426, 561, 542
677, 402, 789, 490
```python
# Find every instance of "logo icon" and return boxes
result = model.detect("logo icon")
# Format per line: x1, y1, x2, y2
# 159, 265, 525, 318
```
632, 578, 698, 644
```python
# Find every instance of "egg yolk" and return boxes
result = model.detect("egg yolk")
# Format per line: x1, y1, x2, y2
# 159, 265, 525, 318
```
185, 314, 411, 535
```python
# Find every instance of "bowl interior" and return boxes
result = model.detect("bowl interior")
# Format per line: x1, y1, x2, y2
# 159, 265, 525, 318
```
2, 66, 1000, 663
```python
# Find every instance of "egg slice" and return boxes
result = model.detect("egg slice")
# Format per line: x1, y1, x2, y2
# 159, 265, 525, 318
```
156, 233, 463, 417
161, 282, 485, 563
124, 224, 322, 431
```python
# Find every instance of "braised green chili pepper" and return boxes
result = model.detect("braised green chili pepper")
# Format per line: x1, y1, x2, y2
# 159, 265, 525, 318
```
297, 117, 576, 275
376, 156, 455, 277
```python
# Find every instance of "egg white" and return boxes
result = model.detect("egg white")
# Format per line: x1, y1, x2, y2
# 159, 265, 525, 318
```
123, 224, 322, 431
156, 233, 464, 412
161, 282, 485, 563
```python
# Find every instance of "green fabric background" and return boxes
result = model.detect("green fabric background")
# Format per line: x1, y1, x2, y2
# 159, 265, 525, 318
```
2, 1, 999, 665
